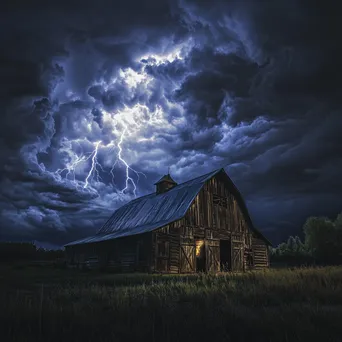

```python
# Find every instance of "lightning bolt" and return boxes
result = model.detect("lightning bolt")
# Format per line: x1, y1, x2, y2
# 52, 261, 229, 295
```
84, 141, 102, 189
109, 159, 119, 185
56, 155, 86, 184
55, 139, 92, 188
55, 139, 105, 190
99, 103, 166, 197
55, 111, 148, 196
114, 119, 147, 197
54, 44, 188, 197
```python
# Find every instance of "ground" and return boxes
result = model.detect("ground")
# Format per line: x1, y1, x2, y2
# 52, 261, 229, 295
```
1, 263, 342, 342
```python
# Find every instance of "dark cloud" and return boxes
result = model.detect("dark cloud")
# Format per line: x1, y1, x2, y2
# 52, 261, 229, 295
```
0, 0, 341, 246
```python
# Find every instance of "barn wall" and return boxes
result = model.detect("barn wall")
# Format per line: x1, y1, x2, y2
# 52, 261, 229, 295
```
66, 233, 152, 272
153, 172, 269, 273
153, 221, 182, 273
182, 173, 253, 272
252, 236, 270, 269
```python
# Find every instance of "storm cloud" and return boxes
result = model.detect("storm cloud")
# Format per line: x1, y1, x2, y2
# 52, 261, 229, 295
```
1, 0, 341, 247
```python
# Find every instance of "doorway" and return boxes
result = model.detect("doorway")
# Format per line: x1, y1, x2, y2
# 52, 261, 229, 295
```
220, 239, 231, 272
195, 239, 206, 272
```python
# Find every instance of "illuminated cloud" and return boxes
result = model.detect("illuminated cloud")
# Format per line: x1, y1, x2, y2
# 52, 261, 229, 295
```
53, 44, 189, 198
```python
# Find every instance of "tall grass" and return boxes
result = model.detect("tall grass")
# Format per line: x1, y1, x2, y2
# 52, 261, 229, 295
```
1, 266, 342, 342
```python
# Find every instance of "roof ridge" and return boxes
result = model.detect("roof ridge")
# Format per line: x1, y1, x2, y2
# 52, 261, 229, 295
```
141, 168, 222, 197
175, 168, 222, 186
118, 168, 222, 205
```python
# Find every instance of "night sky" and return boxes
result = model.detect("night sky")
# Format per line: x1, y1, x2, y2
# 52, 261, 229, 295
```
1, 0, 341, 249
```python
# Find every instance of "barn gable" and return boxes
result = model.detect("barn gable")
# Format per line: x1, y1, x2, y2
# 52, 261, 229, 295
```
209, 169, 272, 245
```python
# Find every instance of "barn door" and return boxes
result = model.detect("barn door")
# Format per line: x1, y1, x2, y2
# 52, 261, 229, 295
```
231, 241, 244, 272
180, 244, 195, 273
206, 239, 220, 273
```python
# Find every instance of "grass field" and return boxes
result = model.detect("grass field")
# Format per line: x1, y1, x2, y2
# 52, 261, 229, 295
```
1, 264, 342, 342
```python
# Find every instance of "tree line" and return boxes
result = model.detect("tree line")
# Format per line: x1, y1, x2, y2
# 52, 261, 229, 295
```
0, 242, 64, 262
271, 212, 342, 266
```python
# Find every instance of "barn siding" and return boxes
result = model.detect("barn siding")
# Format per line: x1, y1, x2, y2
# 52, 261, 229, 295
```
252, 236, 270, 269
66, 234, 151, 272
152, 173, 270, 273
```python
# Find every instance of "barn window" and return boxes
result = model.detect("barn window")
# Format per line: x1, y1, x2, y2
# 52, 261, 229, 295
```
157, 241, 169, 258
213, 194, 228, 208
196, 240, 205, 257
212, 194, 229, 230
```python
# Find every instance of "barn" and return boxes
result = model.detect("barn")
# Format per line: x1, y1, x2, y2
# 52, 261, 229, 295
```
65, 168, 271, 273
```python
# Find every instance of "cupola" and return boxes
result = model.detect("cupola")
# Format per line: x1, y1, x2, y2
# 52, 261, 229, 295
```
154, 173, 177, 194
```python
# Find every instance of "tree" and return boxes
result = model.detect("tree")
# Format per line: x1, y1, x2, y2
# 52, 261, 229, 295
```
303, 215, 341, 264
271, 211, 342, 266
270, 235, 311, 266
294, 236, 306, 254
287, 236, 297, 254
335, 212, 342, 230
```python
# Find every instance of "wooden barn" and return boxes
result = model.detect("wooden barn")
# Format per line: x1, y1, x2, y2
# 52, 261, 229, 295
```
65, 168, 271, 273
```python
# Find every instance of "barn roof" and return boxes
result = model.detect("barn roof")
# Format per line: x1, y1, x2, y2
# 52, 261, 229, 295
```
65, 168, 271, 247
